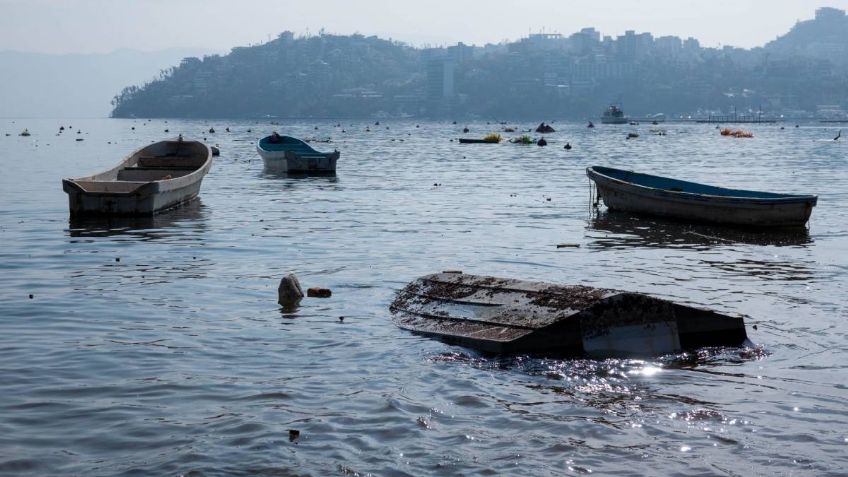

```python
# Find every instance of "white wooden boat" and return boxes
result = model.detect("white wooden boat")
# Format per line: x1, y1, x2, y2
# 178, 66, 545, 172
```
257, 134, 339, 174
587, 166, 817, 227
62, 137, 212, 216
391, 272, 749, 358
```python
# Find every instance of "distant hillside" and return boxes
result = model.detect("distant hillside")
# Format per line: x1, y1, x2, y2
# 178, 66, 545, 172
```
111, 33, 423, 119
112, 9, 848, 120
765, 7, 848, 62
0, 48, 214, 118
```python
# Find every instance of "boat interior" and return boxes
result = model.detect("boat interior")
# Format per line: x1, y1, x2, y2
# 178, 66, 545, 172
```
89, 140, 208, 184
592, 166, 810, 199
259, 135, 323, 155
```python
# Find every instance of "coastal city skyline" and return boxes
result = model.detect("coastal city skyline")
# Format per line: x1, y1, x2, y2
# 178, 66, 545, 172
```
2, 0, 848, 54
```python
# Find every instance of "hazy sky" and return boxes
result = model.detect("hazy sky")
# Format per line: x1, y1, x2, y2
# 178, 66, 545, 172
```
3, 0, 848, 54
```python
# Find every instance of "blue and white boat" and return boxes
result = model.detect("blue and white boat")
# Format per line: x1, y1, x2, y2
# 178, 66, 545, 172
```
586, 166, 817, 227
256, 133, 339, 174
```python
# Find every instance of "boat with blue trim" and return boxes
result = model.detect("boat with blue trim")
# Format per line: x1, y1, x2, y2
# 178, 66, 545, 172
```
586, 166, 817, 227
257, 133, 339, 174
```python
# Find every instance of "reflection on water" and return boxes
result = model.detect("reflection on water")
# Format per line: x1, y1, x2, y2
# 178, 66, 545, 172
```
587, 211, 812, 249
261, 170, 338, 180
66, 200, 207, 238
700, 257, 816, 281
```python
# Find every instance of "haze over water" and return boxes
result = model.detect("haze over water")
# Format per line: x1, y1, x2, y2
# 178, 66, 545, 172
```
1, 118, 847, 475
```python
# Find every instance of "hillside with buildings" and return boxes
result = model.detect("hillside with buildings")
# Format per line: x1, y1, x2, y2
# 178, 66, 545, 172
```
111, 7, 848, 120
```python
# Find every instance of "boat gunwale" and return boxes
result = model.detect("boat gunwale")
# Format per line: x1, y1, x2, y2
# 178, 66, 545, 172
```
587, 166, 818, 205
63, 138, 212, 195
257, 135, 337, 155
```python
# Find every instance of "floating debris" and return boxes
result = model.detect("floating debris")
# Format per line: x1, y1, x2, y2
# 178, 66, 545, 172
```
720, 128, 753, 138
510, 135, 534, 145
307, 287, 332, 298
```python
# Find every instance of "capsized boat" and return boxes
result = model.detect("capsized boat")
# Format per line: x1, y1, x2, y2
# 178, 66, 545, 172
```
586, 166, 817, 227
390, 272, 749, 358
257, 133, 339, 174
62, 137, 212, 216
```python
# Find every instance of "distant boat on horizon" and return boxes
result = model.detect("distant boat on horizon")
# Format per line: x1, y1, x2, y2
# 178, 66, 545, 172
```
601, 105, 628, 125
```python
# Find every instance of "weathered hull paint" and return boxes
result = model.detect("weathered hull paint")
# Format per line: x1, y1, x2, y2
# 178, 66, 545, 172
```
390, 272, 749, 358
257, 148, 339, 174
63, 180, 203, 216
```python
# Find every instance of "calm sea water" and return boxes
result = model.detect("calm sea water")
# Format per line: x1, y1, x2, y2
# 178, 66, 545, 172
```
1, 118, 846, 476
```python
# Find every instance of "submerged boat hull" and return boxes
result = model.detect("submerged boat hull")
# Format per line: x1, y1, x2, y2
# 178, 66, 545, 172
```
62, 138, 212, 217
391, 272, 749, 357
587, 166, 817, 227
